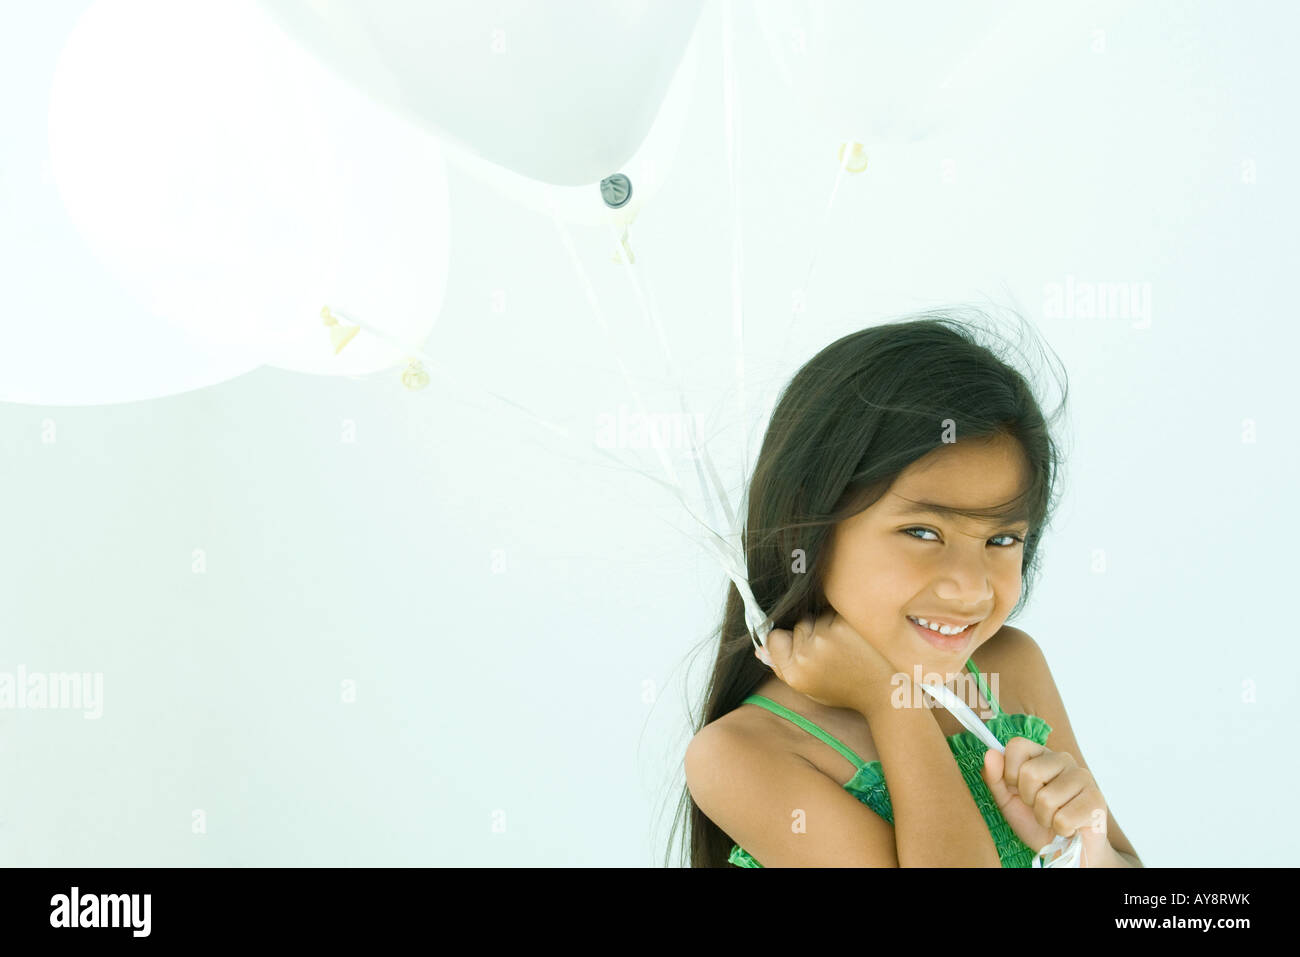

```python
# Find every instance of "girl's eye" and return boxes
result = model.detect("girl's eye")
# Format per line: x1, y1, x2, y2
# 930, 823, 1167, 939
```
902, 527, 1025, 548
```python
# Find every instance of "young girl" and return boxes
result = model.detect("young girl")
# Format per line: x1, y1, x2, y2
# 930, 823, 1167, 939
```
670, 308, 1143, 867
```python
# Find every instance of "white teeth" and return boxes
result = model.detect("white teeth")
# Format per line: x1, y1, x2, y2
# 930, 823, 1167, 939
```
909, 616, 972, 636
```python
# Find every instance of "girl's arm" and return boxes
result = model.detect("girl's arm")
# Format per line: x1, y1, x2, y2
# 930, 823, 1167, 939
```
854, 676, 1004, 867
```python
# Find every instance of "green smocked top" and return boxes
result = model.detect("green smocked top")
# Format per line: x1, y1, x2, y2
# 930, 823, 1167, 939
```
728, 657, 1053, 868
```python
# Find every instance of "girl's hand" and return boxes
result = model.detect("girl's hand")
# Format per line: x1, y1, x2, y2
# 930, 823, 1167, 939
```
981, 737, 1113, 867
757, 609, 900, 713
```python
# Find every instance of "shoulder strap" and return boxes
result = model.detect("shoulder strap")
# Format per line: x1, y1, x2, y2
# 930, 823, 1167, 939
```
965, 658, 1002, 718
740, 695, 868, 770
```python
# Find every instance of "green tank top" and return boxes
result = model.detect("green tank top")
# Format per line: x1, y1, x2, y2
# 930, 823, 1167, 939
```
727, 657, 1053, 868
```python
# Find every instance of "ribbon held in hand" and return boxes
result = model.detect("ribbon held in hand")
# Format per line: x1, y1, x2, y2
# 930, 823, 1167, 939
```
916, 679, 1083, 868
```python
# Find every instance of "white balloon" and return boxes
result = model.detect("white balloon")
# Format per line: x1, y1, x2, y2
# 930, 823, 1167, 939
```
1, 12, 259, 405
459, 14, 703, 229
47, 0, 450, 380
256, 0, 705, 188
480, 19, 707, 228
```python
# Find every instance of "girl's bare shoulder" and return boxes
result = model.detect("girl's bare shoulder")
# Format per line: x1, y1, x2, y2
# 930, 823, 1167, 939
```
703, 676, 875, 784
698, 676, 818, 759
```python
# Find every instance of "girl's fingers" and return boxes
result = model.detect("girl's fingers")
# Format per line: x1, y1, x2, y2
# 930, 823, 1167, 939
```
761, 628, 791, 673
764, 614, 818, 669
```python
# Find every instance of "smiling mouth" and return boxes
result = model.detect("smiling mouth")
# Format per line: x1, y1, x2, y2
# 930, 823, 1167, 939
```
907, 615, 976, 635
906, 615, 978, 646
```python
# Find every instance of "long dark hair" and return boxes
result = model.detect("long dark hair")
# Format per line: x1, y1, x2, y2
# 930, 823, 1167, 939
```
661, 305, 1069, 867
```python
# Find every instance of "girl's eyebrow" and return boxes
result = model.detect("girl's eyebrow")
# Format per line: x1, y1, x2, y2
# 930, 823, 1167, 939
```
892, 503, 1032, 528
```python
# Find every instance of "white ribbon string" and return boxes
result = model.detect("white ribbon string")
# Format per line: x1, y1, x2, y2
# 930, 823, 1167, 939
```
540, 184, 775, 652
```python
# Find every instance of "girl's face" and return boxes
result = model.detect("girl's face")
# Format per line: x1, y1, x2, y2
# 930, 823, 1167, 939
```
821, 432, 1033, 678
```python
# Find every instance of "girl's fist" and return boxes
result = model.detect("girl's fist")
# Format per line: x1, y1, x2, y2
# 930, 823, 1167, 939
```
757, 608, 899, 712
981, 737, 1112, 867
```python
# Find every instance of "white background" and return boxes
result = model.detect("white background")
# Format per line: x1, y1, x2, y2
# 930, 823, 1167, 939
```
1, 0, 1295, 866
